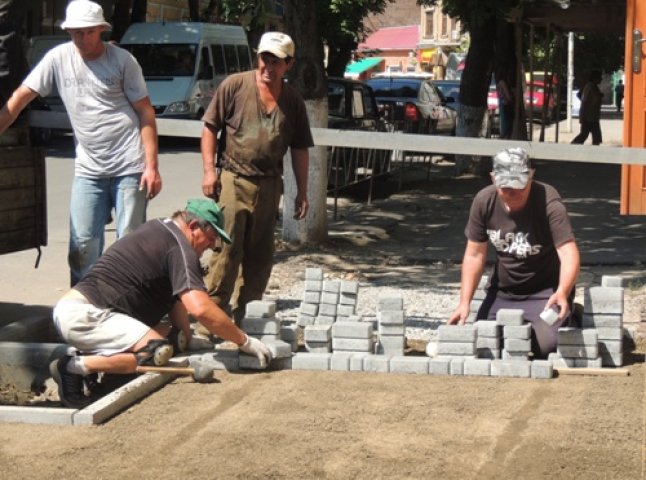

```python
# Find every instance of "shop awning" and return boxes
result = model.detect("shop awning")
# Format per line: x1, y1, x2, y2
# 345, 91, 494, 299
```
344, 57, 384, 76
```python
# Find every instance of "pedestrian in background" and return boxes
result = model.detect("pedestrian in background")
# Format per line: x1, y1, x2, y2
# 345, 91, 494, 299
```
0, 0, 161, 285
571, 70, 603, 145
200, 32, 313, 324
614, 79, 624, 113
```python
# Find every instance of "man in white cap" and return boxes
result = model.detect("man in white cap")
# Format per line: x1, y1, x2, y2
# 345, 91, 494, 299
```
448, 147, 580, 358
0, 0, 161, 286
200, 31, 313, 324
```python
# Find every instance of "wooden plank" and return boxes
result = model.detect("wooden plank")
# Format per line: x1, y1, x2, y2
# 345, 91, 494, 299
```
554, 366, 630, 376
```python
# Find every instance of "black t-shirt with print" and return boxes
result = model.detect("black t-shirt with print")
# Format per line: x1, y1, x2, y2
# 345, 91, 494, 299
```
465, 181, 575, 296
75, 218, 207, 327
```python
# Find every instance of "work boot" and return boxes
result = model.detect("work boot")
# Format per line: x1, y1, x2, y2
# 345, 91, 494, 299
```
49, 355, 94, 409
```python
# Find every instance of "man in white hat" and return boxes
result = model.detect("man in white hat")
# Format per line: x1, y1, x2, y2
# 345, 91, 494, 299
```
0, 0, 161, 286
448, 147, 580, 358
200, 31, 313, 324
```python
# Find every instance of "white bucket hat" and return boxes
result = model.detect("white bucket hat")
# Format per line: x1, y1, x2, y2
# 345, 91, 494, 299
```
257, 32, 295, 59
60, 1, 112, 30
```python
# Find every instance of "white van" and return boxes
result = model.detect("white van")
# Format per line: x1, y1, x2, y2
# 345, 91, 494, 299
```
120, 22, 252, 119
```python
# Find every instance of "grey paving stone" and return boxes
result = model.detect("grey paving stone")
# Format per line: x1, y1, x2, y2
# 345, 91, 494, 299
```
319, 302, 338, 317
305, 268, 323, 280
502, 350, 529, 361
476, 336, 501, 349
350, 353, 370, 371
376, 335, 405, 355
450, 357, 465, 375
292, 352, 331, 370
504, 338, 532, 353
245, 300, 276, 318
304, 325, 332, 342
280, 324, 300, 343
378, 297, 403, 311
193, 350, 240, 371
304, 280, 323, 292
438, 324, 476, 342
330, 352, 352, 371
583, 286, 624, 314
504, 324, 532, 340
339, 293, 358, 306
297, 314, 316, 327
469, 300, 482, 313
322, 280, 341, 293
333, 337, 374, 352
601, 275, 625, 288
377, 310, 405, 325
315, 315, 336, 326
491, 360, 530, 378
476, 347, 501, 359
389, 356, 429, 374
475, 321, 501, 338
378, 323, 405, 336
582, 314, 623, 328
300, 302, 319, 317
598, 339, 623, 354
557, 327, 598, 346
240, 317, 279, 335
332, 321, 372, 339
600, 351, 623, 367
473, 288, 486, 300
437, 342, 476, 356
557, 344, 599, 359
363, 354, 391, 373
340, 280, 359, 294
463, 358, 492, 376
303, 291, 321, 304
305, 341, 331, 353
337, 304, 356, 317
496, 309, 525, 326
530, 360, 554, 379
595, 327, 624, 340
429, 358, 451, 375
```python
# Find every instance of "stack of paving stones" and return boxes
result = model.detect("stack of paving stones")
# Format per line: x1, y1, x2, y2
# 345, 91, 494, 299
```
303, 324, 332, 353
551, 328, 600, 368
468, 275, 489, 323
584, 275, 624, 367
375, 297, 406, 356
436, 324, 482, 376
298, 268, 323, 327
238, 300, 292, 370
298, 268, 361, 326
475, 321, 501, 359
497, 309, 532, 361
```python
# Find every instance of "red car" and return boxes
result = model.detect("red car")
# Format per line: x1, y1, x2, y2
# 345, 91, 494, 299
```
524, 77, 558, 122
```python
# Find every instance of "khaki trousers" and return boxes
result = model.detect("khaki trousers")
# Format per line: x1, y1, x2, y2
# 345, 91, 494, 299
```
205, 170, 282, 322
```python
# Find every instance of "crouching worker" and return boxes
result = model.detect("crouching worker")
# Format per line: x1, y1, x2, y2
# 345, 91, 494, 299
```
447, 148, 580, 358
50, 199, 273, 408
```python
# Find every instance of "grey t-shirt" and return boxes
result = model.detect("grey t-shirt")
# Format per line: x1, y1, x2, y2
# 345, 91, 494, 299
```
23, 42, 148, 177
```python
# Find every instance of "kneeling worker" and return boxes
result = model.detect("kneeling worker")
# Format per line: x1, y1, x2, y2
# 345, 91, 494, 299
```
50, 199, 273, 408
448, 148, 580, 358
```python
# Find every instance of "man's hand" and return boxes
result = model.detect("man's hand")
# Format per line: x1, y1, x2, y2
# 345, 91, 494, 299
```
447, 303, 470, 325
202, 170, 221, 200
545, 291, 570, 321
293, 192, 308, 220
239, 335, 273, 368
139, 166, 162, 200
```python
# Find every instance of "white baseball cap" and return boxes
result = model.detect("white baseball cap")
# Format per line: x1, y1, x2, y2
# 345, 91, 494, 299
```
257, 32, 295, 59
492, 147, 534, 189
61, 1, 112, 30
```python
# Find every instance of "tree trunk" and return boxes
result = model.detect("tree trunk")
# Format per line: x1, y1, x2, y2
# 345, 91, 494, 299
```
131, 0, 147, 24
454, 16, 495, 175
188, 0, 199, 22
110, 0, 133, 42
282, 0, 327, 244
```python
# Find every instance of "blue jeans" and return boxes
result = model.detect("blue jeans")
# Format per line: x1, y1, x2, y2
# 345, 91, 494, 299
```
68, 174, 147, 286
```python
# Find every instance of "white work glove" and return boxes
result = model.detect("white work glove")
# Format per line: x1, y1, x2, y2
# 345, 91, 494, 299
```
239, 335, 273, 368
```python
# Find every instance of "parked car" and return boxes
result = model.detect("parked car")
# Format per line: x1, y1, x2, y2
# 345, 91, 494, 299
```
366, 75, 457, 135
327, 77, 390, 188
435, 78, 493, 138
524, 73, 558, 123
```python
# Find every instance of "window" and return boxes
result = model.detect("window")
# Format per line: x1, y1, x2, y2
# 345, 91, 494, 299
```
212, 44, 226, 75
198, 46, 213, 79
223, 44, 238, 73
441, 15, 449, 37
425, 11, 434, 38
237, 45, 251, 71
351, 88, 365, 118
